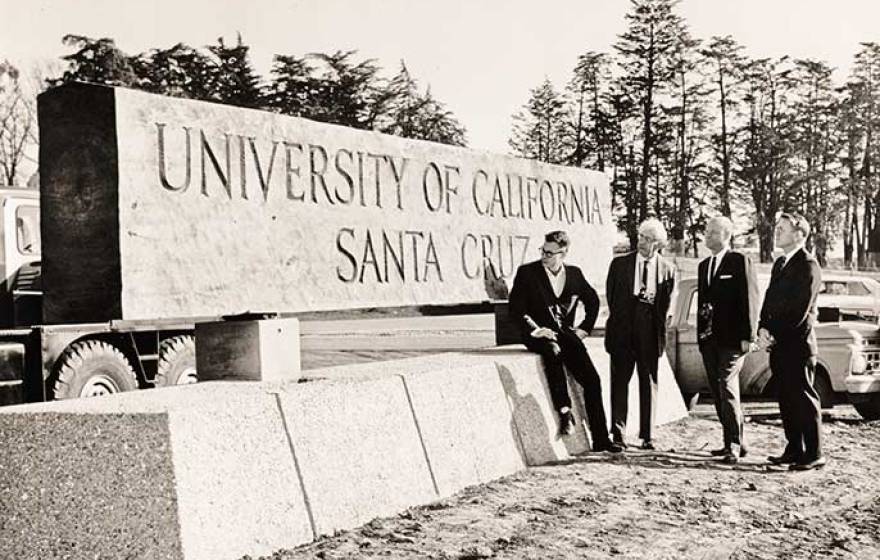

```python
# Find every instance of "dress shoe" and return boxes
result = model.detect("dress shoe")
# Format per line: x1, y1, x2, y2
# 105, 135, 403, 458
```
767, 452, 801, 465
640, 440, 656, 450
789, 457, 827, 471
721, 451, 739, 464
558, 411, 575, 436
593, 440, 624, 453
712, 446, 748, 458
612, 438, 628, 449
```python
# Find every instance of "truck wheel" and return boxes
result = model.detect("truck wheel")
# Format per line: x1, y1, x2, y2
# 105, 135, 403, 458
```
155, 335, 197, 386
51, 340, 138, 399
854, 395, 880, 421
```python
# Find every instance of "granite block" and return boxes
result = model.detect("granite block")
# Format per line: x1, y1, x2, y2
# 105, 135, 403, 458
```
39, 82, 615, 323
401, 362, 526, 497
275, 376, 437, 536
0, 383, 313, 560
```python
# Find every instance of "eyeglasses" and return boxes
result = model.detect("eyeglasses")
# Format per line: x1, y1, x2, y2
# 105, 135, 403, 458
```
540, 248, 565, 257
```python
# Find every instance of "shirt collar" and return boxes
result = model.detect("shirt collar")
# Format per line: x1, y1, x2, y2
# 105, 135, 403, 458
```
636, 252, 657, 266
544, 263, 565, 277
711, 247, 729, 264
783, 245, 803, 264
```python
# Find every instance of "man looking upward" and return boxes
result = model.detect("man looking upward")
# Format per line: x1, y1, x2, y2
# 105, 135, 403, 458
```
697, 216, 759, 464
758, 213, 825, 471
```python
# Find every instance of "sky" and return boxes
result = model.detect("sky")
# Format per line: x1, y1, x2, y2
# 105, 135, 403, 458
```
3, 0, 880, 153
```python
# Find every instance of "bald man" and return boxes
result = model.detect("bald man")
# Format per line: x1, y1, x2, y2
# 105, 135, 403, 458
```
697, 216, 759, 464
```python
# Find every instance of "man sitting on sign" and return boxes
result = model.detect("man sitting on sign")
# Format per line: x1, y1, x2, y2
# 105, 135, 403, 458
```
508, 230, 622, 453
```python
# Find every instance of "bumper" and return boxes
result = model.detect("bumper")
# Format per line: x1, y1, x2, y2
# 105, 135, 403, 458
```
845, 373, 880, 396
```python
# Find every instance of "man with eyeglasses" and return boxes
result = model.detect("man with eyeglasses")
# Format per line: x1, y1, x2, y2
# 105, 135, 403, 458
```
757, 212, 826, 471
604, 218, 676, 450
509, 230, 621, 452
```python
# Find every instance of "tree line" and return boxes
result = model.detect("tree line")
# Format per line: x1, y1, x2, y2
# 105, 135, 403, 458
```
0, 33, 467, 191
509, 0, 880, 267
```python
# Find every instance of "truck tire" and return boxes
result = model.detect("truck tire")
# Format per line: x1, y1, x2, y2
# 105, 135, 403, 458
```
854, 395, 880, 421
154, 335, 197, 386
51, 340, 138, 399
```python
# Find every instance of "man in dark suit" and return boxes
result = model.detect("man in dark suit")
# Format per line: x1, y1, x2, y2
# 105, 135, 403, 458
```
605, 218, 676, 449
509, 230, 621, 452
697, 216, 759, 464
758, 212, 825, 471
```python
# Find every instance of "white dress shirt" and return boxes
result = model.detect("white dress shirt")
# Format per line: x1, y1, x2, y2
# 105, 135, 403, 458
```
544, 265, 566, 298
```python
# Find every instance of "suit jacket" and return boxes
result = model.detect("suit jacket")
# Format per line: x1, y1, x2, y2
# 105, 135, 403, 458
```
697, 250, 760, 349
759, 248, 822, 358
508, 260, 600, 340
604, 251, 676, 358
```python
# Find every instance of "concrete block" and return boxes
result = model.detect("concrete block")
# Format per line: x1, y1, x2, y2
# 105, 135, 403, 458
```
276, 376, 437, 536
399, 359, 526, 497
0, 383, 313, 560
196, 318, 301, 381
39, 82, 616, 323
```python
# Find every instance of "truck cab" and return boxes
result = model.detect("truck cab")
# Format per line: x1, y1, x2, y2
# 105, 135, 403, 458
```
0, 188, 41, 328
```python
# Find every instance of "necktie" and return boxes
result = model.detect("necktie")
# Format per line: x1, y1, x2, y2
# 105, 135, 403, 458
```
641, 260, 649, 293
708, 256, 716, 286
772, 256, 785, 277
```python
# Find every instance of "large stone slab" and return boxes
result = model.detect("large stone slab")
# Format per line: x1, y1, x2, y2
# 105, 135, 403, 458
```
0, 412, 182, 560
276, 376, 437, 536
38, 83, 616, 324
0, 383, 313, 560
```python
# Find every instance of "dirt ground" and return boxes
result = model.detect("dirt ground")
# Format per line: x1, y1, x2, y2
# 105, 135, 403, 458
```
243, 401, 880, 560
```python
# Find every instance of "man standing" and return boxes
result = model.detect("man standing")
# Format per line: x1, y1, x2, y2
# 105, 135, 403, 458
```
758, 213, 825, 471
509, 231, 621, 452
605, 218, 676, 449
697, 216, 759, 464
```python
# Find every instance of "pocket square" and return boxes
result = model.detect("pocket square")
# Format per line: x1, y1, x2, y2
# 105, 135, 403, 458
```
719, 274, 732, 279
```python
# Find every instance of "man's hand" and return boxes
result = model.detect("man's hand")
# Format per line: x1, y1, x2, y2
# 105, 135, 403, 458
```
572, 328, 589, 340
531, 327, 558, 341
756, 328, 774, 350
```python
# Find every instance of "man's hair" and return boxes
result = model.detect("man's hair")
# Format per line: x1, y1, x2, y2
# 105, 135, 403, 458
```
779, 212, 811, 238
708, 215, 734, 241
545, 230, 570, 248
638, 218, 668, 246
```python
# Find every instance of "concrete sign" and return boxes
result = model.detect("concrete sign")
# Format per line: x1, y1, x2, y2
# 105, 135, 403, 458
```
39, 83, 616, 323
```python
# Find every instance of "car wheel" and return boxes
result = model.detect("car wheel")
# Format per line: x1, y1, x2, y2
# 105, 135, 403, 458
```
50, 340, 138, 399
682, 391, 700, 411
854, 394, 880, 421
814, 367, 835, 409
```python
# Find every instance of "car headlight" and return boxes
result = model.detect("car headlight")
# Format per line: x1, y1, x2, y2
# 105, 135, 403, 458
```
851, 352, 868, 375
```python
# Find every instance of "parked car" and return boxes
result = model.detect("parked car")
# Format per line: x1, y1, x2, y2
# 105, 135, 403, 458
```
817, 274, 880, 320
666, 276, 880, 420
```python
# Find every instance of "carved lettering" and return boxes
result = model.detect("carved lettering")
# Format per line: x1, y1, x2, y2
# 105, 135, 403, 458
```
156, 123, 192, 193
284, 142, 305, 201
200, 130, 231, 199
336, 228, 357, 283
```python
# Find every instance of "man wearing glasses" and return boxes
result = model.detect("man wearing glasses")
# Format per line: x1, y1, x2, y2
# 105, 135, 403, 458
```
508, 230, 622, 452
757, 212, 825, 471
604, 218, 676, 450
